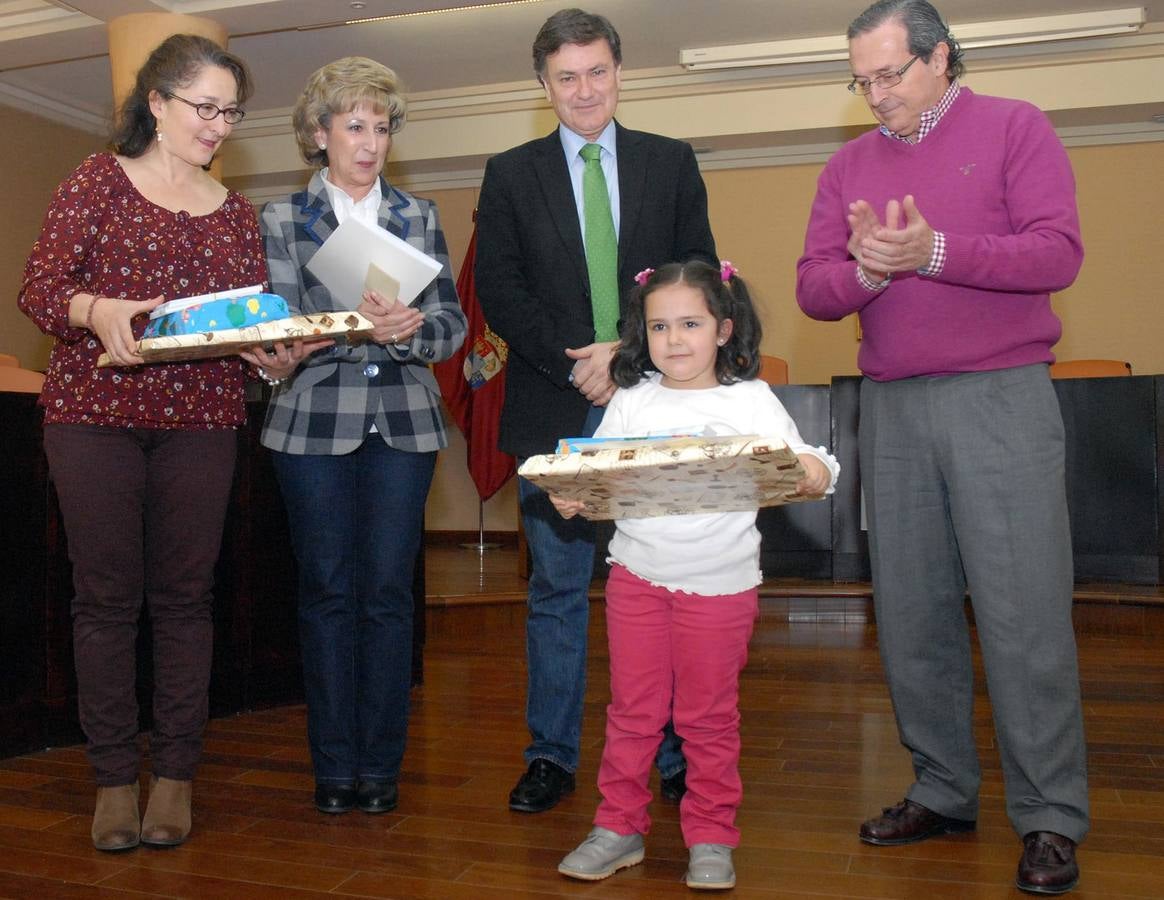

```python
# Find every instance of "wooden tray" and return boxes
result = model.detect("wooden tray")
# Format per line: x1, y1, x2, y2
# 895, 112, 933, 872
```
97, 311, 375, 366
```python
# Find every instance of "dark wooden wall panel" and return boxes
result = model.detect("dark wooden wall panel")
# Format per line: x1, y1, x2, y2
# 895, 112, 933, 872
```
760, 384, 834, 579
0, 395, 53, 753
0, 398, 424, 761
1057, 376, 1160, 583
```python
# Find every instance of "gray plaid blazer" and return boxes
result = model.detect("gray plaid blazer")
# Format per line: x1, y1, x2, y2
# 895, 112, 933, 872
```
259, 173, 466, 455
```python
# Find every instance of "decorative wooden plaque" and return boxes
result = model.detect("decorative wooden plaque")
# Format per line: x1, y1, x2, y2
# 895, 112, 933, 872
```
518, 434, 818, 520
97, 312, 375, 367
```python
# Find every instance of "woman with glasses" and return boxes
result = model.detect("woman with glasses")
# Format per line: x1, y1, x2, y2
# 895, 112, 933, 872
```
18, 34, 272, 852
244, 57, 465, 817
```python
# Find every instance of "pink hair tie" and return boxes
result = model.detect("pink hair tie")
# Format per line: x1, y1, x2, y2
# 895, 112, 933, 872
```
633, 267, 655, 286
720, 260, 739, 282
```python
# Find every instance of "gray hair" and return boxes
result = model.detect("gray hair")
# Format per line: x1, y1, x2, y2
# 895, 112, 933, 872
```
532, 7, 622, 84
847, 0, 964, 80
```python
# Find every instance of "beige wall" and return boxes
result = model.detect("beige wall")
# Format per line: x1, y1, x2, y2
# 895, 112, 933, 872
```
422, 139, 1164, 530
5, 118, 1162, 532
1, 109, 103, 370
703, 163, 858, 385
1054, 143, 1163, 371
409, 185, 522, 534
422, 142, 1164, 398
698, 142, 1164, 385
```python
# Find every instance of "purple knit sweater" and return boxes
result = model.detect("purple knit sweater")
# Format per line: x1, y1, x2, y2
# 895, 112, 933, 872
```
796, 88, 1083, 382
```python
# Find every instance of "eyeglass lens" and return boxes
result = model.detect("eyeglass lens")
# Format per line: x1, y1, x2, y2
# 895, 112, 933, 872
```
196, 103, 244, 124
168, 93, 244, 124
849, 56, 917, 95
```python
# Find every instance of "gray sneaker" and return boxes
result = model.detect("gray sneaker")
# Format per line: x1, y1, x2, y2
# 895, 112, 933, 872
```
558, 827, 645, 881
686, 843, 735, 890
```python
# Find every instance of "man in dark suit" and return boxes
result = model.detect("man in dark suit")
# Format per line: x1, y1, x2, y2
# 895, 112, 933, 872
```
476, 7, 717, 814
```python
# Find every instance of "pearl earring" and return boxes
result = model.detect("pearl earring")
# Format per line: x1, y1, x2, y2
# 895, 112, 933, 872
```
318, 143, 326, 150
156, 130, 163, 143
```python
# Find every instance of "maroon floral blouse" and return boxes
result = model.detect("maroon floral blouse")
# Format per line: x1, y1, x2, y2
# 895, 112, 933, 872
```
18, 152, 267, 429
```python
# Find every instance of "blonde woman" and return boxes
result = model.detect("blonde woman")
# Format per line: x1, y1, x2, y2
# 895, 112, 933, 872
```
247, 57, 466, 815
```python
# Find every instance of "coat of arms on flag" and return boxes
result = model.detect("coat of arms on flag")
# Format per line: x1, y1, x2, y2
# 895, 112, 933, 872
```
464, 325, 508, 389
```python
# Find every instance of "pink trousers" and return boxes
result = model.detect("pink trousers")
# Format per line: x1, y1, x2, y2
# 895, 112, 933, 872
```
594, 564, 758, 847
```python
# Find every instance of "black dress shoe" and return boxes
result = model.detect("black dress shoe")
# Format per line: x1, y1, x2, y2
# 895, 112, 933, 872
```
660, 769, 687, 803
859, 799, 976, 846
314, 783, 357, 815
357, 780, 398, 814
508, 759, 575, 813
1016, 831, 1079, 895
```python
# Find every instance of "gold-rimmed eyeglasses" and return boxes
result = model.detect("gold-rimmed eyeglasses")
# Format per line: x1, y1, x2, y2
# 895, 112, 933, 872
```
848, 56, 920, 95
165, 92, 246, 125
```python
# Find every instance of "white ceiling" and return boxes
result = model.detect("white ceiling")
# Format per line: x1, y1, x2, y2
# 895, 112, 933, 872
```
3, 0, 1164, 134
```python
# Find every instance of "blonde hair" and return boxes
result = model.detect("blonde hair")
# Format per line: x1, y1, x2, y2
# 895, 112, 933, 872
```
291, 57, 407, 168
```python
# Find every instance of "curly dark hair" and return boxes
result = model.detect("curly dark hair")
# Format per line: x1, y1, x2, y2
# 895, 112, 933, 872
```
110, 34, 252, 159
610, 260, 762, 389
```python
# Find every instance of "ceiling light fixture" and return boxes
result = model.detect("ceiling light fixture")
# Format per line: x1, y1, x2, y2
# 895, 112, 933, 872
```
299, 0, 546, 31
680, 7, 1148, 70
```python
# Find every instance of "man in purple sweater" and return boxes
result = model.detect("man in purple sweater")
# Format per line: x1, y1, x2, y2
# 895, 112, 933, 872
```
797, 1, 1088, 894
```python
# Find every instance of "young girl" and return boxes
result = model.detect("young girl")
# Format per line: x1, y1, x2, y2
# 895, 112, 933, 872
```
553, 260, 839, 891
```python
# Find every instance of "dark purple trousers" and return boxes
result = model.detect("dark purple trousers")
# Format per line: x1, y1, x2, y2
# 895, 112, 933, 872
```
43, 423, 236, 786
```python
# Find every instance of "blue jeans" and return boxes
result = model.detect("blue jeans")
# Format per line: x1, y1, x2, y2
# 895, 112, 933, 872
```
521, 405, 684, 776
272, 439, 435, 785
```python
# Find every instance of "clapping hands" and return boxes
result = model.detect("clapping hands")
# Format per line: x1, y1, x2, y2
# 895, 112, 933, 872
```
847, 194, 935, 280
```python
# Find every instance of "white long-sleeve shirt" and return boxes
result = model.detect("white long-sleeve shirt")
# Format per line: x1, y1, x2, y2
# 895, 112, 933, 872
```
594, 374, 839, 595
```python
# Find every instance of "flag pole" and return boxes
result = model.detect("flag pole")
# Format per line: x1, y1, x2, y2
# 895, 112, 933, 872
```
436, 211, 515, 555
460, 499, 500, 555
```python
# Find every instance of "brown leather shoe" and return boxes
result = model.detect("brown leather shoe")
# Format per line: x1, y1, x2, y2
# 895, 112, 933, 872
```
92, 782, 141, 852
859, 799, 976, 846
1016, 831, 1079, 895
141, 776, 192, 848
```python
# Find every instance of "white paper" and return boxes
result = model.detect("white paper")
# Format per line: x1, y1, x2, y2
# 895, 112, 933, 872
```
147, 284, 266, 319
306, 217, 442, 309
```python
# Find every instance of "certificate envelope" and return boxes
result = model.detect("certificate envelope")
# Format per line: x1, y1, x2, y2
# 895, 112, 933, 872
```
305, 216, 442, 308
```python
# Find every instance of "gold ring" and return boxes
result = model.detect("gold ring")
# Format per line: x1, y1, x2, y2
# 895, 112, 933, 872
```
390, 333, 397, 343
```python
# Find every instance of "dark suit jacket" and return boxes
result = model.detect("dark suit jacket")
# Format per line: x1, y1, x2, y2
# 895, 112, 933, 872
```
475, 121, 717, 458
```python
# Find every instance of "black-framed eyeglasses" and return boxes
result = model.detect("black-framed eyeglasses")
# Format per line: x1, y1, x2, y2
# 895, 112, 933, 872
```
165, 92, 246, 125
848, 56, 920, 95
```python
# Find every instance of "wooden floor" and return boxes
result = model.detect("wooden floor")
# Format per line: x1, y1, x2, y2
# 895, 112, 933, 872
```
1, 544, 1163, 898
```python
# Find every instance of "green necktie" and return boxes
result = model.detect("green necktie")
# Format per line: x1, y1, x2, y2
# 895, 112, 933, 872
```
580, 143, 619, 343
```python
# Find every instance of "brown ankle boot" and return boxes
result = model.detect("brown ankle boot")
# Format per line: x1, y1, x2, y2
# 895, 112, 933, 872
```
92, 782, 141, 851
141, 776, 192, 847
